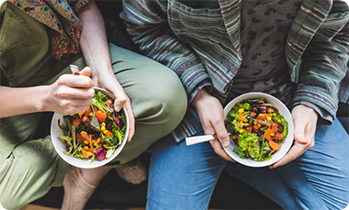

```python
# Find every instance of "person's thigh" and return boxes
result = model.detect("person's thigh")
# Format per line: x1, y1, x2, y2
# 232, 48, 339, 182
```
226, 118, 349, 210
147, 134, 227, 210
106, 43, 188, 166
0, 137, 67, 210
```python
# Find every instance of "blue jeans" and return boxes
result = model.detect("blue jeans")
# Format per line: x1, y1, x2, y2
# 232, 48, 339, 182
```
146, 118, 349, 210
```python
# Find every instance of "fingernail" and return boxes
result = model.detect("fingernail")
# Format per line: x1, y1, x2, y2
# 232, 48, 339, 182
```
115, 105, 122, 112
222, 140, 229, 148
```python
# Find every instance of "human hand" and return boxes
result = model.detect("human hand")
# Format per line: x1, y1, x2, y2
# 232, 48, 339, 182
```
192, 89, 235, 162
92, 70, 135, 142
47, 67, 95, 115
269, 104, 318, 169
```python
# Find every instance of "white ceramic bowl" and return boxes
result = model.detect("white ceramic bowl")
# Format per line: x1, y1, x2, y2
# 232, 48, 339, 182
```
223, 92, 294, 167
50, 87, 129, 169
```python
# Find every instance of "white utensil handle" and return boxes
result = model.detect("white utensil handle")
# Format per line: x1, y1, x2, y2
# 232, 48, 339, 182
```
185, 134, 216, 146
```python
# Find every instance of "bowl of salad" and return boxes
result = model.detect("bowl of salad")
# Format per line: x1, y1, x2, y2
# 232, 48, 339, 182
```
223, 92, 294, 167
50, 87, 129, 169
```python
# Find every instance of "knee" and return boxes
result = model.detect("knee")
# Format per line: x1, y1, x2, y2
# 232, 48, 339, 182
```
133, 68, 187, 125
0, 142, 61, 209
147, 71, 187, 127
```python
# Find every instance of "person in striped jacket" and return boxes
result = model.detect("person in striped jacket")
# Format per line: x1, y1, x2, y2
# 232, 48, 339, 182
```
121, 0, 349, 209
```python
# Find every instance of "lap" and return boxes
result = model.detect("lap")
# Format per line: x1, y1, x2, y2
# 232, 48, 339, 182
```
48, 43, 187, 166
147, 134, 226, 210
226, 118, 349, 210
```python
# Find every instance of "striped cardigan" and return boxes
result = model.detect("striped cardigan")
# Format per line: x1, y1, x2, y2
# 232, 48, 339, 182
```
121, 0, 349, 142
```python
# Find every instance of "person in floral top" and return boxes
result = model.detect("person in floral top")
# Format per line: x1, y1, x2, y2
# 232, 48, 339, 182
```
0, 0, 187, 209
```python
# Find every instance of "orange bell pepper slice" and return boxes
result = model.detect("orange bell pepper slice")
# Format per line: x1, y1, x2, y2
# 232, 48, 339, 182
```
238, 113, 245, 120
81, 148, 89, 158
265, 128, 274, 141
268, 140, 280, 151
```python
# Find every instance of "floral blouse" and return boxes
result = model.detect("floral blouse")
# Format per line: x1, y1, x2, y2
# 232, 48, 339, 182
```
0, 0, 89, 86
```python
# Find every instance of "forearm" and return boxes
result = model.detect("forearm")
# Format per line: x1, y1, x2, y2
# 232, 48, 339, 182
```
78, 1, 114, 79
294, 15, 349, 118
0, 85, 49, 118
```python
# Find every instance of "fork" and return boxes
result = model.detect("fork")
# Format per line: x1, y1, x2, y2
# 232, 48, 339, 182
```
69, 65, 100, 131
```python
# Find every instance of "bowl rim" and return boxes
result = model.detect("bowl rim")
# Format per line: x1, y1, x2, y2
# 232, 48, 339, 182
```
50, 87, 129, 169
223, 92, 294, 167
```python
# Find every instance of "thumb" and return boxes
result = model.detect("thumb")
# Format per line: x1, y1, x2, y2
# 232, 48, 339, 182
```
113, 95, 128, 112
80, 66, 92, 77
293, 120, 308, 144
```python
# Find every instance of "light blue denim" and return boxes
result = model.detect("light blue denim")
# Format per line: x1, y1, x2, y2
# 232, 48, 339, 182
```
146, 118, 349, 210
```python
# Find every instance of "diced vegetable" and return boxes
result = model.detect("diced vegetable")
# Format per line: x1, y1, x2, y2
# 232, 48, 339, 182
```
59, 90, 126, 163
227, 98, 288, 161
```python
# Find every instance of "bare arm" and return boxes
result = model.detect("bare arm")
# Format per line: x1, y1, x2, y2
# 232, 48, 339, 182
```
77, 1, 135, 142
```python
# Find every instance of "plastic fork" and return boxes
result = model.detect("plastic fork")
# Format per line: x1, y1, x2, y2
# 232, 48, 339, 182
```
185, 133, 232, 146
69, 64, 100, 131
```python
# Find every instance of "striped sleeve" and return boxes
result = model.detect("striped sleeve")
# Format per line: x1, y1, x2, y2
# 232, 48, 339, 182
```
120, 0, 211, 100
292, 1, 349, 118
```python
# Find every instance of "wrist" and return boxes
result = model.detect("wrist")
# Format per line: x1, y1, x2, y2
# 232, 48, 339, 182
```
36, 85, 51, 112
192, 88, 209, 109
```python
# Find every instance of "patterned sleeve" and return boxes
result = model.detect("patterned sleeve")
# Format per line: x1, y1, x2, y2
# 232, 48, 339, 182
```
120, 0, 211, 101
292, 3, 349, 119
68, 0, 90, 13
0, 66, 9, 86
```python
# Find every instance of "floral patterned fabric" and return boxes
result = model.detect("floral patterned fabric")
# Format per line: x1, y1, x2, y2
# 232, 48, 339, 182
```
9, 0, 89, 60
0, 0, 88, 86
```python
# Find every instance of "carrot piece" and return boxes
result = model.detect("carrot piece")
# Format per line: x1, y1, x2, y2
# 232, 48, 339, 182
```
89, 135, 93, 148
265, 128, 273, 141
268, 140, 280, 150
78, 107, 90, 118
105, 130, 113, 138
81, 148, 89, 158
238, 113, 245, 120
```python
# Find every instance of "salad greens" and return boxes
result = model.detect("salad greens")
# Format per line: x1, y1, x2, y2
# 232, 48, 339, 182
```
58, 91, 126, 163
227, 98, 288, 161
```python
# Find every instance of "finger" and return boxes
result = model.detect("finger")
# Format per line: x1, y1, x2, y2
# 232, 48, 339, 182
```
270, 143, 306, 169
292, 118, 309, 144
210, 139, 235, 162
215, 126, 230, 148
208, 114, 230, 148
114, 94, 128, 112
59, 74, 94, 88
80, 66, 92, 77
124, 102, 135, 142
56, 100, 91, 115
56, 86, 95, 100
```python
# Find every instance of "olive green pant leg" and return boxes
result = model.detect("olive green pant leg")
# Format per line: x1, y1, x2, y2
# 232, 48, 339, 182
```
0, 43, 187, 209
0, 113, 67, 209
45, 43, 187, 167
105, 43, 187, 166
